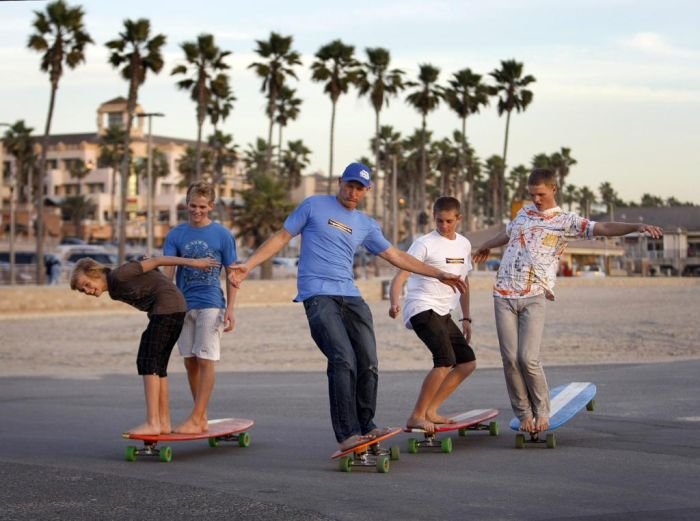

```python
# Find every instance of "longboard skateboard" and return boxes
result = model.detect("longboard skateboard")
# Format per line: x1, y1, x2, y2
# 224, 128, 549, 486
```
404, 408, 500, 454
123, 417, 254, 462
510, 382, 596, 449
330, 427, 402, 473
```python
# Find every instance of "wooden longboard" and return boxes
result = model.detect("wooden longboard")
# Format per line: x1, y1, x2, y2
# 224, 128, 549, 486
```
404, 408, 500, 454
330, 427, 402, 473
510, 382, 597, 448
123, 417, 254, 462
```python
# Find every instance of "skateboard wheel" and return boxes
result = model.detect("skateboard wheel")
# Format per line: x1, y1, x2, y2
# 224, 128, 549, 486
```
546, 433, 556, 449
160, 446, 173, 462
208, 437, 220, 448
238, 432, 251, 448
390, 445, 400, 461
407, 438, 418, 454
586, 399, 596, 412
125, 446, 137, 462
339, 456, 353, 473
515, 434, 525, 449
458, 428, 467, 437
376, 455, 390, 473
440, 437, 453, 454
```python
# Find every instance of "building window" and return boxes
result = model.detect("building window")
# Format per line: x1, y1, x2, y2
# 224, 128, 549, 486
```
108, 112, 123, 128
87, 183, 104, 194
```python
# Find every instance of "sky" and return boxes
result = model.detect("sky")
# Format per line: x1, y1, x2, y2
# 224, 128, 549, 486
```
1, 0, 699, 205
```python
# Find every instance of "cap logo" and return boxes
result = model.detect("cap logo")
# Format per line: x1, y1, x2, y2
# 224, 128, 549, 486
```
359, 170, 369, 180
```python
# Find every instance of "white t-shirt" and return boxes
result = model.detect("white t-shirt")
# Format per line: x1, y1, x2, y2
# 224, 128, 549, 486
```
402, 230, 472, 328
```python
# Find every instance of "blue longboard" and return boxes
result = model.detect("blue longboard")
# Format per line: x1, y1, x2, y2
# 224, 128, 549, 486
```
510, 382, 596, 448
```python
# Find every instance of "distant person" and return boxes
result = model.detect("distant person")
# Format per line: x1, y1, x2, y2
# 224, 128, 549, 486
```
70, 255, 219, 435
45, 254, 62, 285
228, 162, 467, 451
389, 196, 476, 434
163, 181, 238, 435
473, 168, 663, 434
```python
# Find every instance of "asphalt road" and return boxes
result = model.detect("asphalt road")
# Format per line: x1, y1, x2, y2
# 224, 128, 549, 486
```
1, 361, 699, 521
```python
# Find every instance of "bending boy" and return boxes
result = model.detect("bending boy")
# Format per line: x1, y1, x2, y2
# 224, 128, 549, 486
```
389, 197, 476, 434
70, 255, 218, 435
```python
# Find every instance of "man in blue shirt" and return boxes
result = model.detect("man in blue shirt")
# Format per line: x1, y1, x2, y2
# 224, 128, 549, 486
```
230, 163, 466, 450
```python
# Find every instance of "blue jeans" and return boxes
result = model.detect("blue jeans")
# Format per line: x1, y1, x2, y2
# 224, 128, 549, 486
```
494, 295, 550, 421
303, 295, 378, 442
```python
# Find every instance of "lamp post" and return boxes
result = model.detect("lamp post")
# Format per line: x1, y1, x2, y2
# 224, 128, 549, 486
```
0, 122, 15, 285
136, 112, 164, 256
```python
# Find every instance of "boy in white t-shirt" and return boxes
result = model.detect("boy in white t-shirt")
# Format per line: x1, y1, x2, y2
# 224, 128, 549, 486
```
389, 197, 476, 433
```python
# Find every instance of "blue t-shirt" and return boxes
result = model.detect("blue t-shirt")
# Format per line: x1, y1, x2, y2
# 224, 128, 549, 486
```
163, 222, 237, 309
284, 195, 391, 301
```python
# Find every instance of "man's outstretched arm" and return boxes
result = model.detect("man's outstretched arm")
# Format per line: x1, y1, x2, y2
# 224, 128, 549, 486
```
379, 246, 467, 294
228, 229, 293, 287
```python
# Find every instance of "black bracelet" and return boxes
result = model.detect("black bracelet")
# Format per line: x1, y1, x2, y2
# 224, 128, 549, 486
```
459, 317, 472, 323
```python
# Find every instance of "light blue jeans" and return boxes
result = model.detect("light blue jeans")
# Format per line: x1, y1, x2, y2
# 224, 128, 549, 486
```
303, 295, 379, 442
494, 295, 550, 421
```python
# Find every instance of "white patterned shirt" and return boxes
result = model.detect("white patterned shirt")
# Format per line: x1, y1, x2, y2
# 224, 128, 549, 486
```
494, 204, 596, 299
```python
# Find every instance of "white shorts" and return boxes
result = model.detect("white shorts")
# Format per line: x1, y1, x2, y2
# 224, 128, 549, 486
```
177, 308, 225, 361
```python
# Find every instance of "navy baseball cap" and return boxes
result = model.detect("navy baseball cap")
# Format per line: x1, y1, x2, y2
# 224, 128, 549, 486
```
340, 162, 372, 187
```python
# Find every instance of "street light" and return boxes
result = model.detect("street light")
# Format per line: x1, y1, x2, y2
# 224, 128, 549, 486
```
0, 122, 15, 285
136, 112, 164, 256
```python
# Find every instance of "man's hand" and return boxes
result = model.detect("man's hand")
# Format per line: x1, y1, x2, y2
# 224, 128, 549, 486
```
389, 304, 400, 319
462, 321, 472, 343
191, 257, 221, 270
638, 223, 663, 239
227, 264, 250, 288
224, 309, 236, 332
472, 247, 490, 264
437, 272, 468, 294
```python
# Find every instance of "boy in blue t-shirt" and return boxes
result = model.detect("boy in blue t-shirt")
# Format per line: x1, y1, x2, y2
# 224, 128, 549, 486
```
229, 163, 467, 451
163, 181, 237, 434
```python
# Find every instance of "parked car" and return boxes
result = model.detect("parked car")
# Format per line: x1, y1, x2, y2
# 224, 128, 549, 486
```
63, 250, 118, 270
0, 251, 54, 284
577, 264, 606, 278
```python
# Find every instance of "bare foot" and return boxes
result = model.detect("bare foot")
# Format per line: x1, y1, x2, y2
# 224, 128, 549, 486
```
519, 417, 536, 433
406, 416, 436, 434
339, 434, 374, 451
366, 427, 393, 438
426, 412, 453, 424
535, 417, 549, 432
174, 417, 207, 435
160, 424, 172, 434
128, 422, 161, 436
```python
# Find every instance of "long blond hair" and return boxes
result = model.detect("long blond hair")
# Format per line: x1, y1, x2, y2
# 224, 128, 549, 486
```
70, 257, 109, 290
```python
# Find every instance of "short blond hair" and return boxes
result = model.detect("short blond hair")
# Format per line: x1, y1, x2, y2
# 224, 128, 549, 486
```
70, 257, 108, 290
186, 181, 216, 204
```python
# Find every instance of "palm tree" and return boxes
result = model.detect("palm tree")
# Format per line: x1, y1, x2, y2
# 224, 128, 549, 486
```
61, 194, 95, 240
28, 0, 92, 284
311, 39, 360, 192
280, 139, 311, 193
68, 158, 92, 196
577, 186, 596, 218
177, 146, 214, 187
550, 147, 577, 204
490, 59, 536, 221
98, 125, 129, 241
508, 164, 530, 204
3, 121, 36, 285
135, 149, 169, 198
357, 47, 405, 217
484, 155, 505, 225
405, 63, 443, 224
207, 130, 238, 220
599, 181, 618, 219
249, 32, 301, 171
372, 125, 403, 242
443, 68, 491, 217
207, 72, 236, 133
432, 134, 461, 197
232, 173, 295, 279
274, 86, 303, 171
531, 153, 551, 169
172, 33, 231, 181
563, 184, 578, 212
244, 138, 275, 180
106, 18, 166, 264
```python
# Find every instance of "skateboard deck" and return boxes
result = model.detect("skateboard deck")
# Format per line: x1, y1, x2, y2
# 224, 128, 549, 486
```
123, 417, 254, 462
330, 427, 402, 473
510, 381, 596, 448
404, 408, 500, 454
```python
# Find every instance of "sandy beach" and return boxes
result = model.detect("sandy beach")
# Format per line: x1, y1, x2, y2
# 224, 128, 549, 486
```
0, 276, 698, 378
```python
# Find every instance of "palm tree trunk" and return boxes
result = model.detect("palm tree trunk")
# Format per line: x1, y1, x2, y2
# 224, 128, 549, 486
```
119, 81, 138, 265
36, 84, 57, 285
278, 123, 284, 175
195, 122, 203, 181
327, 101, 337, 195
418, 116, 427, 232
500, 110, 512, 223
110, 166, 117, 241
266, 97, 275, 172
373, 110, 380, 219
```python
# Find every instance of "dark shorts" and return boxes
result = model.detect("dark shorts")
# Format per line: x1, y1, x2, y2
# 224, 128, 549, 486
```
409, 309, 476, 368
137, 312, 186, 377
